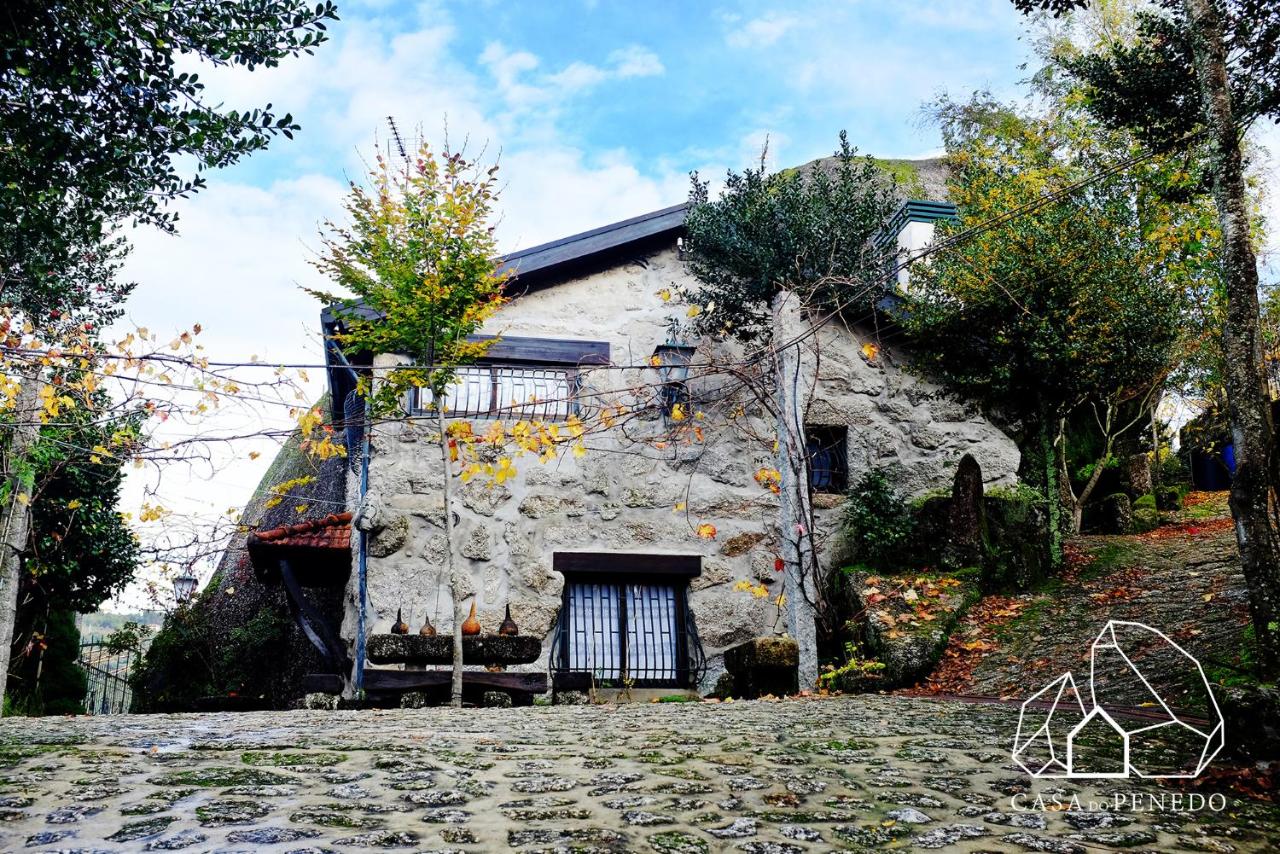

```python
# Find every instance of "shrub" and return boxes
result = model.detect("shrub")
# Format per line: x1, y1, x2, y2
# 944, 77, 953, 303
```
841, 469, 915, 571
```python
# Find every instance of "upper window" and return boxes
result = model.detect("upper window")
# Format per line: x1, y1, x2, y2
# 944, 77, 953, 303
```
807, 425, 849, 493
407, 335, 608, 421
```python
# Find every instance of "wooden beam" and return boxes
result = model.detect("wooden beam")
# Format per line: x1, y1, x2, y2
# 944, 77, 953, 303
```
302, 670, 547, 695
553, 551, 701, 578
471, 334, 610, 366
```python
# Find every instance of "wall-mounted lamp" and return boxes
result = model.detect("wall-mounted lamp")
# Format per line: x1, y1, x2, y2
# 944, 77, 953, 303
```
652, 342, 697, 416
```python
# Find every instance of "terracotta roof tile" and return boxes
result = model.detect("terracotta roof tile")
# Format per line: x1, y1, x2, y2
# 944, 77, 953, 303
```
249, 511, 352, 551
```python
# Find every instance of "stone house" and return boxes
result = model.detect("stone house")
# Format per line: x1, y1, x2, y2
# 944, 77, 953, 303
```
315, 191, 1020, 698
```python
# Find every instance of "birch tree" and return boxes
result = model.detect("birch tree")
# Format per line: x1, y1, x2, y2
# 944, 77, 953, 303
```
311, 140, 508, 707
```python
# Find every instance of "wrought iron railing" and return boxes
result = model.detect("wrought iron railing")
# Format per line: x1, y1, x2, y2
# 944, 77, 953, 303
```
550, 579, 706, 690
410, 364, 580, 420
77, 638, 137, 715
343, 388, 365, 471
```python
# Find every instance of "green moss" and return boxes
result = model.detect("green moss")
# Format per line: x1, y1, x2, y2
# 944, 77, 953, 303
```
648, 831, 709, 853
871, 158, 925, 196
0, 744, 59, 768
290, 806, 384, 829
908, 486, 951, 509
241, 750, 346, 767
1134, 493, 1157, 509
1133, 507, 1160, 534
1080, 540, 1141, 580
147, 767, 294, 788
655, 694, 700, 704
107, 816, 174, 842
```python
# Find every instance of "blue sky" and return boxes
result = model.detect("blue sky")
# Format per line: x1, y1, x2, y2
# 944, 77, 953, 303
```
200, 0, 1032, 247
113, 1, 1039, 607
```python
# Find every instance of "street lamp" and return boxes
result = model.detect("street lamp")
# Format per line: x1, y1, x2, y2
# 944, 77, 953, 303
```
173, 569, 199, 605
652, 341, 697, 416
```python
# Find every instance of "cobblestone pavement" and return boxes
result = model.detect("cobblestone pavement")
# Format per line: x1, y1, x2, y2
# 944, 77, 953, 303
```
0, 695, 1276, 852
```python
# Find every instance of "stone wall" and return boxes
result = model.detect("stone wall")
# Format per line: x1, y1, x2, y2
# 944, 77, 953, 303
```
341, 246, 1019, 691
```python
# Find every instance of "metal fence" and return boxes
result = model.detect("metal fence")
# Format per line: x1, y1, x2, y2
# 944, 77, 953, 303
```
77, 638, 137, 715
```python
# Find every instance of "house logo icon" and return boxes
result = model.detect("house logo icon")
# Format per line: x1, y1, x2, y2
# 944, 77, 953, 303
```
1012, 620, 1225, 779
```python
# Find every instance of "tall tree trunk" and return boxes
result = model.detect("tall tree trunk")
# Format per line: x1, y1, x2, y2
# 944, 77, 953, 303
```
1032, 409, 1066, 570
1184, 0, 1280, 671
434, 399, 465, 707
0, 368, 42, 704
772, 291, 819, 690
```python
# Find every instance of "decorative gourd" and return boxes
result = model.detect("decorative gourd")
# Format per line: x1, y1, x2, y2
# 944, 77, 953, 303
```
461, 601, 481, 636
418, 615, 436, 637
391, 608, 409, 635
498, 604, 519, 637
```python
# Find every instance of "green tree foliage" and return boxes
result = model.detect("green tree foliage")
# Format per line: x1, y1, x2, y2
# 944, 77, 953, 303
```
1018, 0, 1279, 140
5, 609, 85, 716
310, 138, 510, 706
310, 143, 508, 411
841, 470, 916, 572
682, 133, 900, 342
25, 404, 142, 614
1011, 0, 1280, 673
0, 0, 339, 319
901, 93, 1208, 540
4, 394, 141, 713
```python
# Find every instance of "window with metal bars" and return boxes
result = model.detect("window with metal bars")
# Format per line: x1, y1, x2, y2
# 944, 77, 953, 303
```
807, 425, 849, 493
551, 553, 704, 689
409, 364, 579, 420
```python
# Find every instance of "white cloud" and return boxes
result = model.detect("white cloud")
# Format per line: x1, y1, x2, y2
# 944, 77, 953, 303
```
105, 16, 683, 610
609, 45, 665, 78
725, 12, 801, 49
482, 41, 664, 113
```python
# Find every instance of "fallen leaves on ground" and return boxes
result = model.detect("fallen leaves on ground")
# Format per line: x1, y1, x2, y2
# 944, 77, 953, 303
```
1138, 516, 1233, 541
1174, 761, 1276, 802
902, 595, 1028, 697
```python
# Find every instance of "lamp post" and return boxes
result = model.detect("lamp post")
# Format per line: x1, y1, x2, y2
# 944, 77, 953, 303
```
652, 341, 697, 416
173, 568, 199, 606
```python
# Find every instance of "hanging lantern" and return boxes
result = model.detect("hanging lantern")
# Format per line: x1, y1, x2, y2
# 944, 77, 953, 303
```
173, 569, 199, 605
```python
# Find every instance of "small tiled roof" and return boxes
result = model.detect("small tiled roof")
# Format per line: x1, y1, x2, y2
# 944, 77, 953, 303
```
249, 512, 353, 551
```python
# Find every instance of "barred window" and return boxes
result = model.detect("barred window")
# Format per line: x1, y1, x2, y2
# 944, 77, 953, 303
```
807, 425, 849, 493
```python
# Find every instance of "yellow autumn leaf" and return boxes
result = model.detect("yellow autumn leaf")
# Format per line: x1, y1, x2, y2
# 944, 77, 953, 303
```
67, 499, 82, 510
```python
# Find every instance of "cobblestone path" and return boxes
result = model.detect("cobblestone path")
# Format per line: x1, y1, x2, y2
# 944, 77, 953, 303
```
0, 695, 1275, 852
